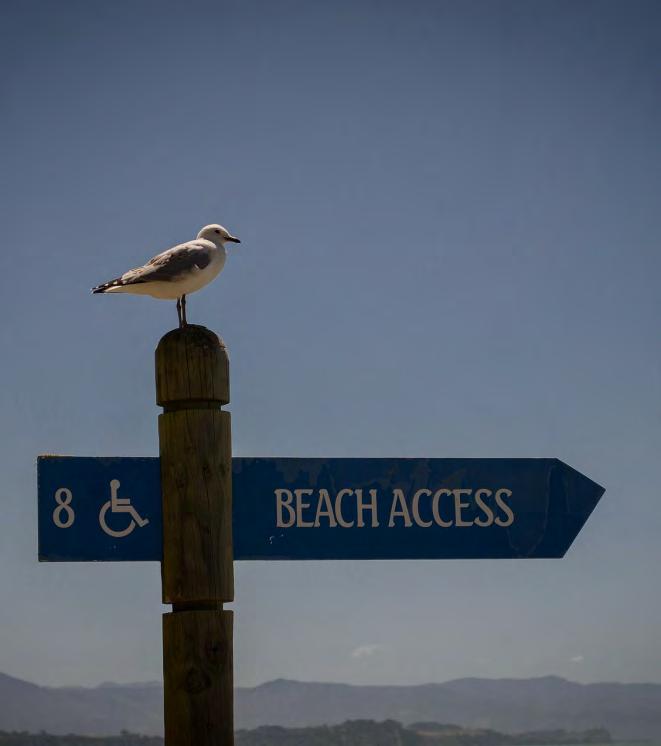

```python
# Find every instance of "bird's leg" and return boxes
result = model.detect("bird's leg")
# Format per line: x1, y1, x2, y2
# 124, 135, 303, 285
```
181, 294, 188, 327
176, 297, 183, 328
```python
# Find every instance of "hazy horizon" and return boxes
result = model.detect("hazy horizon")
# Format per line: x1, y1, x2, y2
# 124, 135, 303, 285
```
6, 666, 661, 689
12, 666, 657, 692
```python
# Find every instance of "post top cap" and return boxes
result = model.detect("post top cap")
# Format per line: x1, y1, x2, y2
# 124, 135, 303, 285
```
157, 324, 227, 350
156, 325, 229, 407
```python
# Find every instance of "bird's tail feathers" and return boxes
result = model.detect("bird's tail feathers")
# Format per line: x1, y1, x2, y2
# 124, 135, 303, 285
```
91, 278, 125, 294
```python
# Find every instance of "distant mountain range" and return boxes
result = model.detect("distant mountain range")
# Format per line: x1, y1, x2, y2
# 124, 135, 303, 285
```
0, 672, 659, 740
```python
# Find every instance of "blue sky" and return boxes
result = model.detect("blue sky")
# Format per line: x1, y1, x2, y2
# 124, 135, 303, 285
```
1, 0, 660, 687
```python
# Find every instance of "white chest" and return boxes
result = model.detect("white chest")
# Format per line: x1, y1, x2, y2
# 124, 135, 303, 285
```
180, 248, 226, 294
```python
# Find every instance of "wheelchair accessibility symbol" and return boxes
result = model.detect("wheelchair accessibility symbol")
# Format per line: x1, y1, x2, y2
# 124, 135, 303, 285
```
99, 479, 150, 538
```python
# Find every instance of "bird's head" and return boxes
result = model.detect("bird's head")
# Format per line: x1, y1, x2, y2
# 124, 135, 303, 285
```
198, 224, 241, 245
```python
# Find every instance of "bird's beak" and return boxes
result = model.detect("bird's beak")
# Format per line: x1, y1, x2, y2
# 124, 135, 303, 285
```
227, 236, 241, 244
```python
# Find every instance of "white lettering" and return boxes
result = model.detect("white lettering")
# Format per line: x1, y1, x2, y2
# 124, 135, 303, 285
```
494, 488, 515, 526
53, 488, 75, 529
388, 489, 413, 527
474, 488, 495, 527
295, 488, 315, 527
314, 488, 338, 527
275, 489, 295, 528
356, 488, 379, 528
412, 488, 433, 527
432, 489, 453, 527
453, 489, 473, 527
275, 485, 513, 532
335, 488, 355, 528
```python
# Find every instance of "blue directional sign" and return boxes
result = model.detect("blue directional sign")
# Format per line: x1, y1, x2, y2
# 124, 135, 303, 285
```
38, 457, 161, 562
38, 456, 603, 562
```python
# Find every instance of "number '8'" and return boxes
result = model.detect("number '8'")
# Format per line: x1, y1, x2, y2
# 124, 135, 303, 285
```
53, 488, 75, 528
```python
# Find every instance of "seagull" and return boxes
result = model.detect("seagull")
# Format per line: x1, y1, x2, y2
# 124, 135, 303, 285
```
92, 224, 240, 328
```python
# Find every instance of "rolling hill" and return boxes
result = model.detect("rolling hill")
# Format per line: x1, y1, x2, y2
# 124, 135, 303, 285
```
0, 672, 658, 739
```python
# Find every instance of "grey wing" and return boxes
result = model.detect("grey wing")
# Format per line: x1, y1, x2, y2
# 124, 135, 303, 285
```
121, 241, 213, 284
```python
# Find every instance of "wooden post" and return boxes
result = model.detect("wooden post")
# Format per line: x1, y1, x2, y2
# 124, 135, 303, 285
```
156, 324, 233, 746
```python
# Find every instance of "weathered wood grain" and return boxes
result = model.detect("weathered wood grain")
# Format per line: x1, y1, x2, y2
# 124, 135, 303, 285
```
159, 408, 233, 603
156, 324, 229, 408
156, 325, 234, 746
163, 609, 233, 746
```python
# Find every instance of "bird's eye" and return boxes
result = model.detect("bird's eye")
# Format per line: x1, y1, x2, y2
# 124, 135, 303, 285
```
214, 229, 221, 234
